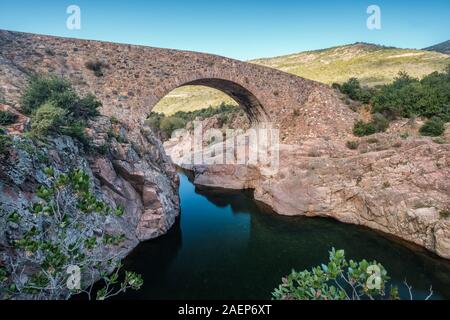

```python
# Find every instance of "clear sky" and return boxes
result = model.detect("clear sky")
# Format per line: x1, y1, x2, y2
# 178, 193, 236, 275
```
0, 0, 449, 60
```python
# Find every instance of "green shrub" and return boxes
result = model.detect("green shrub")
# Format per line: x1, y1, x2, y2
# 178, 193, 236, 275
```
160, 116, 186, 137
74, 94, 101, 120
339, 69, 450, 129
21, 74, 101, 148
339, 78, 373, 104
61, 121, 90, 147
21, 74, 102, 118
30, 103, 67, 137
372, 71, 450, 121
145, 112, 164, 130
272, 248, 430, 300
5, 168, 144, 299
20, 75, 72, 115
147, 102, 242, 140
331, 83, 341, 90
353, 120, 376, 137
0, 110, 18, 125
353, 113, 389, 137
0, 133, 12, 155
420, 117, 445, 137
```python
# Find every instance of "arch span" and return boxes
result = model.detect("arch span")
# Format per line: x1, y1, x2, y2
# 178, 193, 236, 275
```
175, 78, 268, 123
0, 30, 357, 142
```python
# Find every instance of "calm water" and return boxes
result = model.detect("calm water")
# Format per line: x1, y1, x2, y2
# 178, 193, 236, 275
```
118, 171, 450, 300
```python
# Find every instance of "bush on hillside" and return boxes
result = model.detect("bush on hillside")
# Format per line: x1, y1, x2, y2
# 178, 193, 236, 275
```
339, 68, 450, 138
30, 102, 67, 136
21, 74, 102, 148
338, 78, 373, 104
159, 116, 186, 138
353, 113, 389, 137
146, 102, 242, 140
371, 70, 450, 121
0, 133, 12, 156
353, 120, 376, 137
20, 75, 73, 115
2, 168, 143, 300
420, 117, 445, 137
0, 110, 18, 125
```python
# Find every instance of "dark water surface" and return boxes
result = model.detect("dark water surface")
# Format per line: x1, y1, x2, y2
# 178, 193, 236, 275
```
119, 171, 450, 300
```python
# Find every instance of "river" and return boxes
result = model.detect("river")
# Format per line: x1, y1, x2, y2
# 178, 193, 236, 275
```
117, 171, 450, 300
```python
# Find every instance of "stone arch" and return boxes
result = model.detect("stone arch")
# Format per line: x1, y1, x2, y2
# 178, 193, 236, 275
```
149, 75, 270, 124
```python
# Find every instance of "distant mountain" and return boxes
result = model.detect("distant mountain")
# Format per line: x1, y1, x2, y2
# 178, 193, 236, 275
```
155, 43, 450, 115
424, 40, 450, 55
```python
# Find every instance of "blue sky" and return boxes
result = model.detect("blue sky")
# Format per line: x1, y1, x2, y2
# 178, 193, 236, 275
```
0, 0, 449, 60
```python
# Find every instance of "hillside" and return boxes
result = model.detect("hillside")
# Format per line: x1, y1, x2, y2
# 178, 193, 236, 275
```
154, 43, 450, 114
424, 40, 450, 55
252, 43, 450, 86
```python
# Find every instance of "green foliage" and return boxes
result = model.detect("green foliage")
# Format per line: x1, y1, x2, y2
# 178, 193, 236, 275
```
339, 78, 373, 104
21, 74, 102, 148
0, 133, 12, 155
4, 168, 143, 300
159, 116, 186, 138
340, 69, 450, 138
353, 113, 389, 137
30, 102, 67, 136
272, 248, 399, 300
7, 211, 21, 224
371, 70, 450, 121
353, 121, 376, 137
95, 266, 143, 300
107, 128, 128, 144
147, 102, 241, 140
0, 267, 8, 284
103, 233, 126, 246
0, 110, 18, 125
420, 117, 445, 137
75, 94, 102, 120
20, 75, 72, 115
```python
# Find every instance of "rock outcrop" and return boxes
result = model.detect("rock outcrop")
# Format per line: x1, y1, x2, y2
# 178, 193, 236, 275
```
0, 107, 179, 299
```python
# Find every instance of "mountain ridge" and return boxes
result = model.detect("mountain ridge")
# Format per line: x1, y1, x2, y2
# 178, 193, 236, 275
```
424, 40, 450, 55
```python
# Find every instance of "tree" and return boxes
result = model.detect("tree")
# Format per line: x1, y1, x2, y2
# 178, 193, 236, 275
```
0, 168, 143, 300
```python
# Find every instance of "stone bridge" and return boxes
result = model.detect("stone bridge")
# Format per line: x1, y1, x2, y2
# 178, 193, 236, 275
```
0, 30, 355, 142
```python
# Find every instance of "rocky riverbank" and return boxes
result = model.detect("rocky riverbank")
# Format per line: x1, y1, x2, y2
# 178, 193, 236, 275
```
0, 105, 179, 299
165, 123, 450, 259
